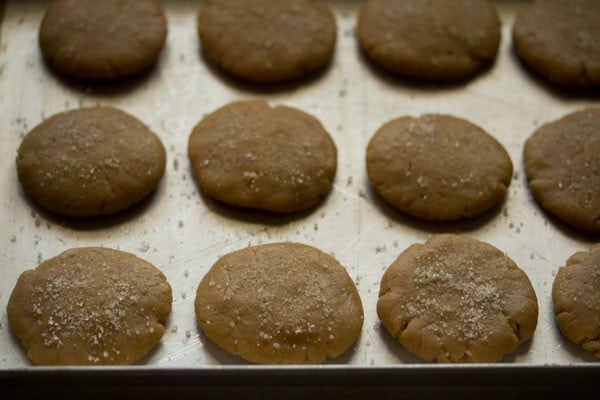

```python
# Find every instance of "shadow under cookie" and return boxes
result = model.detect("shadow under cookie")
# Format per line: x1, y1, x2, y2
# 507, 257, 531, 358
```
39, 50, 167, 97
18, 184, 163, 232
193, 184, 329, 227
355, 38, 498, 91
197, 48, 335, 94
509, 46, 600, 101
365, 180, 506, 234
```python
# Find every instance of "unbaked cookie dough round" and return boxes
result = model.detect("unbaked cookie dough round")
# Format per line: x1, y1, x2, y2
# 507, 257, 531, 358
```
7, 247, 172, 365
524, 108, 600, 233
366, 114, 512, 221
377, 235, 538, 363
39, 0, 167, 80
357, 0, 501, 81
198, 0, 336, 83
553, 244, 600, 359
195, 243, 364, 364
16, 107, 166, 217
188, 100, 337, 213
513, 0, 600, 87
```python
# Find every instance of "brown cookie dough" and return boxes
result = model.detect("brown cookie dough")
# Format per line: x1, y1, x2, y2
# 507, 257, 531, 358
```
198, 0, 336, 83
39, 0, 167, 80
553, 244, 600, 359
195, 243, 364, 364
7, 247, 172, 365
366, 114, 512, 221
357, 0, 501, 81
377, 235, 538, 363
16, 107, 166, 217
513, 0, 600, 87
188, 100, 337, 213
524, 109, 600, 233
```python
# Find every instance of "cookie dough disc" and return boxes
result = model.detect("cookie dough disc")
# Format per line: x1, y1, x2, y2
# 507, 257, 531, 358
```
39, 0, 167, 80
198, 0, 336, 83
553, 244, 600, 359
16, 107, 166, 217
188, 100, 337, 213
377, 235, 538, 363
7, 248, 172, 365
513, 0, 600, 87
195, 243, 364, 364
366, 114, 512, 221
357, 0, 501, 81
524, 109, 600, 233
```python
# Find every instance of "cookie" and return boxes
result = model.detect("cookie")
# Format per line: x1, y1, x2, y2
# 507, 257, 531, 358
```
198, 0, 336, 83
188, 100, 337, 213
16, 107, 166, 217
524, 108, 600, 233
39, 0, 167, 80
7, 247, 172, 365
553, 244, 600, 359
377, 235, 538, 363
195, 243, 364, 364
357, 0, 501, 81
366, 114, 512, 221
513, 0, 600, 87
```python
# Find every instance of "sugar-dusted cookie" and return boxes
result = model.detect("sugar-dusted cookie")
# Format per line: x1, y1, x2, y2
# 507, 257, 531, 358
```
195, 243, 363, 364
553, 244, 600, 359
7, 247, 172, 365
39, 0, 167, 80
16, 107, 166, 217
188, 100, 337, 213
198, 0, 336, 83
366, 114, 512, 221
357, 0, 500, 81
513, 0, 600, 87
524, 108, 600, 233
378, 235, 538, 363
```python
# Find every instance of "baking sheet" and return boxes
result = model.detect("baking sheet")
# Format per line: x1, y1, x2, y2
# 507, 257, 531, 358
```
0, 0, 598, 371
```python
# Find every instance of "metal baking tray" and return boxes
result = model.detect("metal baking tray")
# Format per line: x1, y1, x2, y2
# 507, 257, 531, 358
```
0, 0, 598, 390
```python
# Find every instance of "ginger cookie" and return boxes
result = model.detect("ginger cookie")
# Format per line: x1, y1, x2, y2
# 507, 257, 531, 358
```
16, 107, 166, 217
524, 108, 600, 233
357, 0, 501, 81
195, 243, 364, 364
366, 114, 512, 221
198, 0, 336, 83
377, 235, 538, 363
188, 100, 337, 213
513, 0, 600, 87
553, 244, 600, 359
39, 0, 167, 80
7, 247, 172, 365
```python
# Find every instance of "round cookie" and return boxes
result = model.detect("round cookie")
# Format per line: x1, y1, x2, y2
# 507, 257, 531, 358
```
513, 0, 600, 87
552, 244, 600, 359
16, 107, 166, 217
523, 109, 600, 233
188, 100, 337, 213
366, 114, 512, 221
7, 247, 172, 365
377, 234, 538, 363
195, 243, 364, 364
39, 0, 167, 80
198, 0, 336, 83
357, 0, 501, 81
